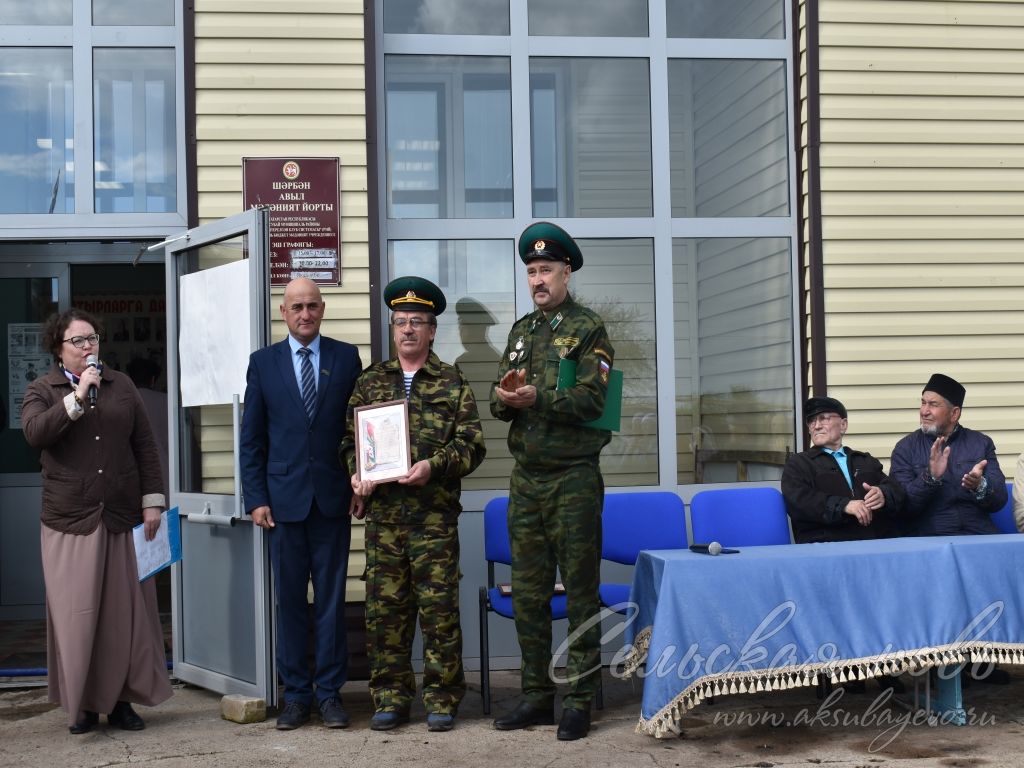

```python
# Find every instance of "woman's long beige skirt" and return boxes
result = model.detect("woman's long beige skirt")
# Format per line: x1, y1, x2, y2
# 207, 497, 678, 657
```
41, 523, 173, 726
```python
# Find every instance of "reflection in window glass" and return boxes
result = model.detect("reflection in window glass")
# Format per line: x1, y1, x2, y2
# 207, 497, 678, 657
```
530, 58, 652, 218
384, 0, 509, 34
669, 59, 789, 217
386, 56, 512, 219
0, 49, 74, 214
1, 1, 72, 25
389, 239, 515, 490
93, 48, 176, 213
666, 0, 784, 39
673, 237, 794, 485
93, 0, 174, 26
572, 239, 658, 486
529, 0, 647, 37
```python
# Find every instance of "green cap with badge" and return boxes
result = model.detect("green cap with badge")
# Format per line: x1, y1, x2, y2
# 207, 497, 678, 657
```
518, 221, 584, 271
383, 275, 447, 316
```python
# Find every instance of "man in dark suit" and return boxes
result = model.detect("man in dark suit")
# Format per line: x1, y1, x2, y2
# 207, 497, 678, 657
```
240, 277, 362, 730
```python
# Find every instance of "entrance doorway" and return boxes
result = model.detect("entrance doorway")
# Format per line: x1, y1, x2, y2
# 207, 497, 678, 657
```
0, 252, 167, 675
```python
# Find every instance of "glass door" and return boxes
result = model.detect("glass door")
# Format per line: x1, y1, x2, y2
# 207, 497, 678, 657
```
166, 208, 275, 701
0, 265, 66, 629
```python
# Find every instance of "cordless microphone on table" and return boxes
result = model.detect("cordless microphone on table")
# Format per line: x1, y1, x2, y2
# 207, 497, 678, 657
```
86, 354, 98, 407
689, 541, 739, 556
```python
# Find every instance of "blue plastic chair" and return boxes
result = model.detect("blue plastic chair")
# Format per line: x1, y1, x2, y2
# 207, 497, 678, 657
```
689, 487, 792, 547
992, 482, 1018, 534
599, 492, 687, 611
478, 496, 567, 715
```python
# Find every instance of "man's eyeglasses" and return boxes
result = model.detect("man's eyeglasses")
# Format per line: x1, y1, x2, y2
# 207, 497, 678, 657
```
806, 414, 840, 426
391, 318, 432, 329
62, 333, 100, 349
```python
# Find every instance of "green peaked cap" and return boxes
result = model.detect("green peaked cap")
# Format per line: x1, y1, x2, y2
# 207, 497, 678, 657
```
517, 221, 583, 271
383, 275, 447, 316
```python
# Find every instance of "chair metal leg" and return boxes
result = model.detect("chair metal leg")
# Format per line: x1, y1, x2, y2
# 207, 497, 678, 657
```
479, 586, 491, 715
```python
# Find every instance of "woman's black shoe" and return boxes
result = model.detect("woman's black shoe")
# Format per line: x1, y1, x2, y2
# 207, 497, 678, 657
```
108, 701, 145, 730
69, 711, 99, 734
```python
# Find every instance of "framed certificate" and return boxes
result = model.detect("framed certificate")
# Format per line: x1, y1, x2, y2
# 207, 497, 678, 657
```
354, 399, 412, 483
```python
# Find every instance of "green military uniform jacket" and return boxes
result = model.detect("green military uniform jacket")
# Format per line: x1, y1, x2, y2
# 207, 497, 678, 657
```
490, 295, 614, 471
341, 350, 485, 525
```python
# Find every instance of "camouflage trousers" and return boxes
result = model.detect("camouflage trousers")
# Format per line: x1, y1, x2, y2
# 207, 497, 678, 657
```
508, 462, 603, 710
364, 521, 465, 715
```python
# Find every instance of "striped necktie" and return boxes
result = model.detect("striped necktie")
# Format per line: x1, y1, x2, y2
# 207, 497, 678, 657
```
297, 347, 316, 420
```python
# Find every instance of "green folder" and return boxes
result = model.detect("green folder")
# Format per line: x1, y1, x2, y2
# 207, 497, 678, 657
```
556, 358, 622, 432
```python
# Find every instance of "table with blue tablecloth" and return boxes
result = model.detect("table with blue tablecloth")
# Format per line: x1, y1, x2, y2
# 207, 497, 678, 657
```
624, 535, 1024, 737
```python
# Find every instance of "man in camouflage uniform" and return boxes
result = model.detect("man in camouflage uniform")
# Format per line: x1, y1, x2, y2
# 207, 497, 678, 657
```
490, 222, 614, 741
340, 276, 485, 733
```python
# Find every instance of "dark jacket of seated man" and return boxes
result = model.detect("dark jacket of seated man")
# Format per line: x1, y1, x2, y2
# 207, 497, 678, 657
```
782, 396, 906, 544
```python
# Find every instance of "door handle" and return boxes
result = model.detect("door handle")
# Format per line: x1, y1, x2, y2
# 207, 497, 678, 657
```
187, 501, 236, 527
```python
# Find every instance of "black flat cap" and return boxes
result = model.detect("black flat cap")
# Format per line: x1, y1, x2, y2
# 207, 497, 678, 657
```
805, 396, 848, 422
923, 373, 965, 408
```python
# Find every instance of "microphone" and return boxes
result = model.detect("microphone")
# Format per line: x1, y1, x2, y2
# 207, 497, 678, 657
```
86, 354, 98, 407
689, 541, 739, 556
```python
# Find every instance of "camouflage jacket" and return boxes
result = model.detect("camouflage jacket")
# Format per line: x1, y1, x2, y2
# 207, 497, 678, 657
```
490, 295, 614, 471
340, 350, 485, 525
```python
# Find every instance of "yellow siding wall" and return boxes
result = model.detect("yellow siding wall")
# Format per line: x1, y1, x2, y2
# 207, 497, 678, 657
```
194, 0, 370, 599
812, 0, 1024, 473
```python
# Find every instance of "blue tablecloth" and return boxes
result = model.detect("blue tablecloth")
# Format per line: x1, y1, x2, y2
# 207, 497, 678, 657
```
625, 535, 1024, 736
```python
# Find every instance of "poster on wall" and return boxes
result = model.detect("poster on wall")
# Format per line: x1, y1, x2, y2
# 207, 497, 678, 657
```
75, 293, 168, 392
8, 323, 50, 430
242, 157, 341, 287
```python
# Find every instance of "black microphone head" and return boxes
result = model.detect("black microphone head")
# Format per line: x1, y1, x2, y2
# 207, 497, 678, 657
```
708, 541, 723, 556
86, 354, 98, 368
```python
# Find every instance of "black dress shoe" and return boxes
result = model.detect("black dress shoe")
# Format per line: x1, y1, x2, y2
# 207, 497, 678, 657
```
557, 708, 591, 741
493, 701, 555, 730
318, 697, 350, 728
108, 701, 145, 731
69, 711, 99, 735
275, 700, 311, 730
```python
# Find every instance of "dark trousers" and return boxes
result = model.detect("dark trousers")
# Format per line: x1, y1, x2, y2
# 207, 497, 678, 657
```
268, 502, 352, 706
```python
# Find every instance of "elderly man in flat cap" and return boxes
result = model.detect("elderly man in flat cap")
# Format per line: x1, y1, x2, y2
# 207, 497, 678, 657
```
782, 396, 905, 544
340, 276, 485, 733
490, 222, 615, 741
890, 373, 1007, 537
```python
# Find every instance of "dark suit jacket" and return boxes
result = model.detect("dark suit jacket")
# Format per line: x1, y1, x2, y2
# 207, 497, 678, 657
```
240, 335, 361, 522
782, 445, 905, 543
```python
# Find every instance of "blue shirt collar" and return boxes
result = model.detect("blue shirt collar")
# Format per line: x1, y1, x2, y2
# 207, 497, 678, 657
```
287, 334, 321, 356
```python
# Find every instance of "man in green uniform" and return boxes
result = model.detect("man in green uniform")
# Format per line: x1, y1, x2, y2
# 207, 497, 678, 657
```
340, 276, 486, 733
490, 222, 614, 741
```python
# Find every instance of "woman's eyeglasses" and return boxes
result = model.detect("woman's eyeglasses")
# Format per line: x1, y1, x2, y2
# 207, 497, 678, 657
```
62, 333, 100, 349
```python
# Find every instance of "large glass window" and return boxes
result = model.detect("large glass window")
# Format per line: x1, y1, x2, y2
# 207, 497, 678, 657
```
384, 0, 509, 35
2, 1, 72, 25
0, 49, 74, 214
674, 237, 794, 484
528, 0, 648, 37
93, 0, 174, 26
389, 240, 515, 490
93, 48, 176, 213
378, 3, 798, 492
669, 59, 789, 217
666, 0, 784, 39
573, 239, 658, 486
530, 58, 652, 218
386, 56, 512, 219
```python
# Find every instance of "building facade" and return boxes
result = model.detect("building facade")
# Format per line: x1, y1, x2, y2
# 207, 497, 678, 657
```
2, 0, 1022, 664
